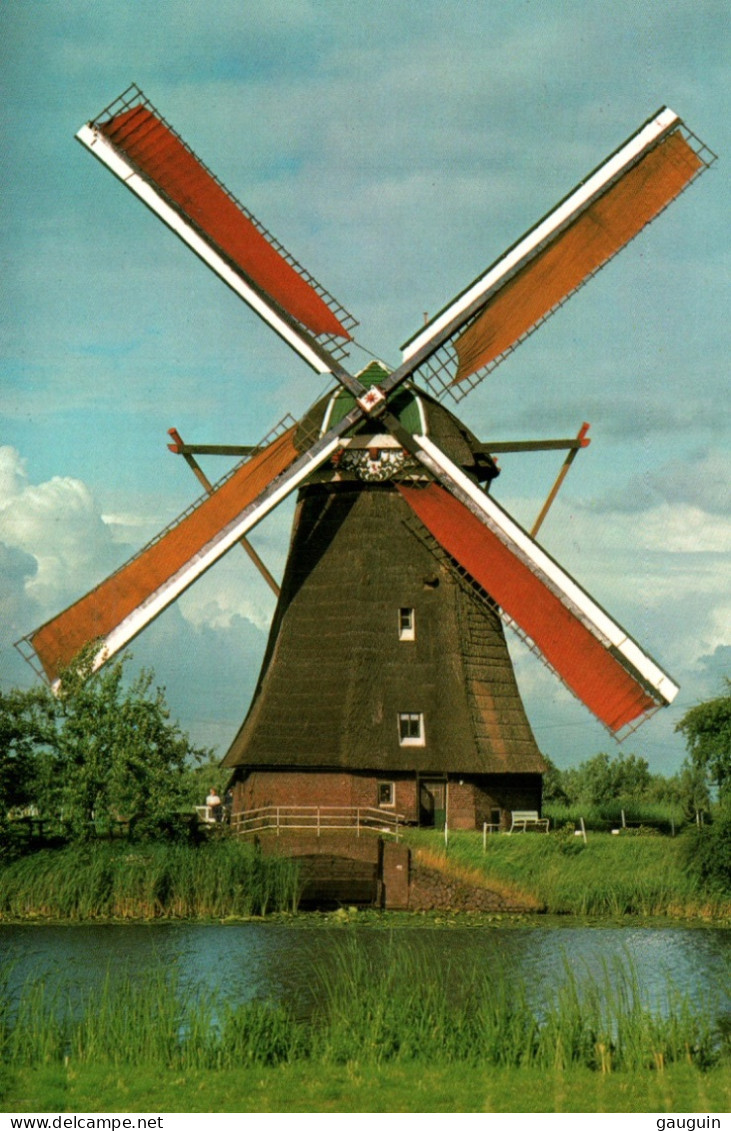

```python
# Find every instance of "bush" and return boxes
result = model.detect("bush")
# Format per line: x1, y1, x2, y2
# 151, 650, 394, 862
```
549, 823, 585, 856
683, 810, 731, 895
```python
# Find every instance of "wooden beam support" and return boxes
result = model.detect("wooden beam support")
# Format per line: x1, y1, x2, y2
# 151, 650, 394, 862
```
167, 439, 256, 457
477, 435, 592, 454
167, 428, 281, 597
530, 423, 591, 538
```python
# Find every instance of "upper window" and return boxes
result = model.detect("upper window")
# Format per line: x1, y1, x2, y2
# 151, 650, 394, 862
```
398, 712, 424, 746
398, 607, 415, 641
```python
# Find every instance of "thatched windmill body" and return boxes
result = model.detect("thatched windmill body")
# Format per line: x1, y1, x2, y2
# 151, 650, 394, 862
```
20, 88, 714, 830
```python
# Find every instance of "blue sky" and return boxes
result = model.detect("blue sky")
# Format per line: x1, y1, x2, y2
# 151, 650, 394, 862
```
1, 0, 728, 773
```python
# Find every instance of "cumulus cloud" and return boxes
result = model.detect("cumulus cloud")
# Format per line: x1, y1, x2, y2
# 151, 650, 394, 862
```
0, 447, 123, 619
0, 541, 38, 634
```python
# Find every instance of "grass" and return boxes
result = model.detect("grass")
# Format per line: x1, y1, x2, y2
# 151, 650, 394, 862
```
1, 942, 729, 1112
0, 841, 301, 920
4, 1062, 730, 1113
406, 830, 731, 920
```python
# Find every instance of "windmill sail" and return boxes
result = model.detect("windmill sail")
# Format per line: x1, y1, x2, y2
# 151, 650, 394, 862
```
77, 85, 357, 374
25, 424, 353, 684
399, 435, 678, 733
401, 108, 714, 401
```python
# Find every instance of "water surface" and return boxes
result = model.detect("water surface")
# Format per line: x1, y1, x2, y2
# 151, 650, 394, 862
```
2, 920, 728, 1020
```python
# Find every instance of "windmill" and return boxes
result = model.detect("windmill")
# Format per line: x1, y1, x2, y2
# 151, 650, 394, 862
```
19, 86, 715, 832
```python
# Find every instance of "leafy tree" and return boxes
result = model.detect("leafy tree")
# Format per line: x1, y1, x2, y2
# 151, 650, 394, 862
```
673, 758, 711, 820
675, 681, 731, 805
1, 654, 210, 841
0, 685, 56, 814
540, 755, 570, 805
560, 751, 652, 808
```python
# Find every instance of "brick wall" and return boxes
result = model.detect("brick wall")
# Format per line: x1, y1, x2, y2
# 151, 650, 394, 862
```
231, 769, 542, 831
233, 769, 419, 823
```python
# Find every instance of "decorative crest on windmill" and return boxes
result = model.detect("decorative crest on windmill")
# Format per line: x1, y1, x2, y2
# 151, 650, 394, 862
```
18, 85, 716, 832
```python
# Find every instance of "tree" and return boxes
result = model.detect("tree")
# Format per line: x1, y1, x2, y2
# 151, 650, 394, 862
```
675, 681, 731, 806
560, 751, 652, 808
0, 685, 57, 814
1, 654, 210, 840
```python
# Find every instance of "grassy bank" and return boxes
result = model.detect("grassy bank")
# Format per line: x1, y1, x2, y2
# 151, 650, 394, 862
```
408, 830, 731, 920
1, 830, 729, 922
0, 841, 300, 920
1, 945, 728, 1112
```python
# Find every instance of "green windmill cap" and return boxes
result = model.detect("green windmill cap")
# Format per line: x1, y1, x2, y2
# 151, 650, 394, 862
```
325, 361, 425, 436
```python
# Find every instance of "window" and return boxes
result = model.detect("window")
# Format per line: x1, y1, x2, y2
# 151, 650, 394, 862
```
378, 781, 395, 808
398, 712, 424, 746
398, 607, 415, 641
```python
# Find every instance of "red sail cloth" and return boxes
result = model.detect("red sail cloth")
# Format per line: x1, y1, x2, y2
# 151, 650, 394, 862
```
397, 482, 658, 732
454, 130, 703, 383
30, 428, 300, 683
98, 106, 349, 340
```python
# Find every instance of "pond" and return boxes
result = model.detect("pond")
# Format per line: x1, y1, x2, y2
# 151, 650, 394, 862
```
2, 919, 729, 1022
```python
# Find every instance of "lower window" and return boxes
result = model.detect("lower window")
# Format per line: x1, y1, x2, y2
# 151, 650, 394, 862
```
378, 781, 395, 807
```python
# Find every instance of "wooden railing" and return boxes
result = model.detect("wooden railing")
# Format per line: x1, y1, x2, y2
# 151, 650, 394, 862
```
231, 805, 404, 840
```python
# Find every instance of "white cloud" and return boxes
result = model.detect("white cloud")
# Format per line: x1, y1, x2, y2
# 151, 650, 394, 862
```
633, 504, 730, 555
0, 447, 122, 617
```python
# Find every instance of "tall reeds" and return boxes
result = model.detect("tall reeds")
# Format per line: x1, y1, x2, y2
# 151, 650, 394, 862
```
0, 843, 300, 920
1, 944, 726, 1074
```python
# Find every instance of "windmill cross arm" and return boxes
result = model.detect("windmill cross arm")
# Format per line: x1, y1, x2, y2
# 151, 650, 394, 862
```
23, 406, 365, 685
402, 432, 679, 723
400, 108, 683, 366
75, 112, 355, 378
396, 110, 712, 402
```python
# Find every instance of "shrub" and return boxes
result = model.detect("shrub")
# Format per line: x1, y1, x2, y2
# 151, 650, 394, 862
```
683, 810, 731, 895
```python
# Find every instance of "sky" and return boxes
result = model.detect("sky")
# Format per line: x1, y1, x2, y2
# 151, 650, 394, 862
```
1, 0, 728, 775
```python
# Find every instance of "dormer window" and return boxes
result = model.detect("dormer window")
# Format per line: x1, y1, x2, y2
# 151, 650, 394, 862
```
398, 607, 415, 641
398, 712, 424, 746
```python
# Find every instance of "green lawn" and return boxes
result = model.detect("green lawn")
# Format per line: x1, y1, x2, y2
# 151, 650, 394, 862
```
4, 1062, 729, 1114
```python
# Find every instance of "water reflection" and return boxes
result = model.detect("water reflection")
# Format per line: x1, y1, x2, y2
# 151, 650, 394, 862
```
1, 922, 729, 1020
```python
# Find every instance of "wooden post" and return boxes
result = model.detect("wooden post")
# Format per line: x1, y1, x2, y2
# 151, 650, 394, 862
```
483, 822, 487, 853
580, 816, 587, 844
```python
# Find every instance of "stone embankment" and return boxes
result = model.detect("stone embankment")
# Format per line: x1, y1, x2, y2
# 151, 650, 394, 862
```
257, 832, 541, 911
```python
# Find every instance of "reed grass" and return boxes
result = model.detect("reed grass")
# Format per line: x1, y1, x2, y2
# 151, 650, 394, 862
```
1, 944, 727, 1075
0, 842, 301, 920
